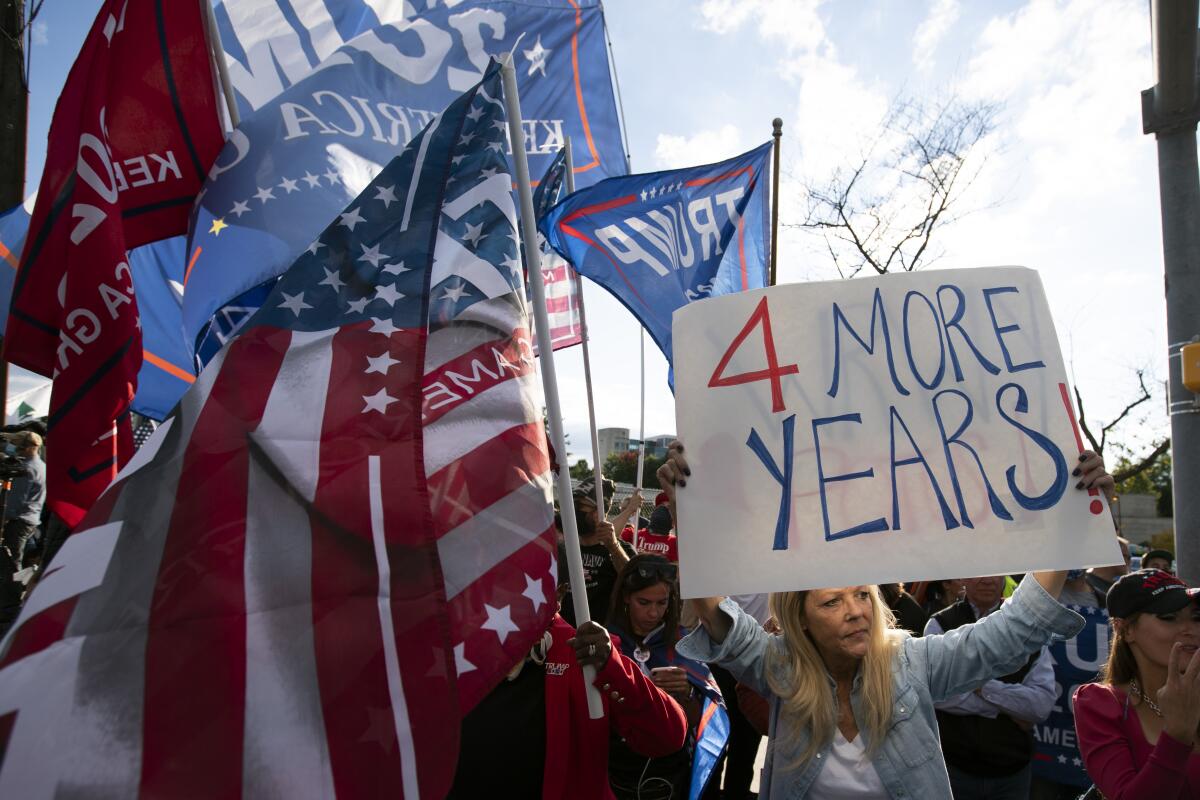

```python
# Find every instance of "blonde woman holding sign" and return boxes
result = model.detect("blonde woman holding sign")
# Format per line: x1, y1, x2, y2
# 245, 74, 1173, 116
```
658, 441, 1116, 799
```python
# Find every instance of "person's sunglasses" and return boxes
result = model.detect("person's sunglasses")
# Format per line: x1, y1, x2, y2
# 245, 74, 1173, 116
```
631, 563, 678, 582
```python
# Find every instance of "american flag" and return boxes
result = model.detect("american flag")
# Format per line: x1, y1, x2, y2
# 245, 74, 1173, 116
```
529, 149, 584, 353
0, 63, 557, 799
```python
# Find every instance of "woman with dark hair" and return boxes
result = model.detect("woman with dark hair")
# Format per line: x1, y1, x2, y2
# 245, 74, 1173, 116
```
1073, 569, 1200, 798
912, 578, 966, 615
606, 554, 725, 800
877, 583, 928, 636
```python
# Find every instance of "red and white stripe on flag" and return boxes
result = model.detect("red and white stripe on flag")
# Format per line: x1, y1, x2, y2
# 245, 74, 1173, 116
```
530, 253, 583, 354
0, 65, 557, 799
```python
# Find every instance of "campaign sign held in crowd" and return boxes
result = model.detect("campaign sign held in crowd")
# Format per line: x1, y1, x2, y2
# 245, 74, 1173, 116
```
1032, 605, 1110, 788
672, 267, 1122, 597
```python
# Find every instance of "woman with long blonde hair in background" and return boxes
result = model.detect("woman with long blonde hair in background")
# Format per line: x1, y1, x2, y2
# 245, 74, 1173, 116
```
657, 441, 1116, 799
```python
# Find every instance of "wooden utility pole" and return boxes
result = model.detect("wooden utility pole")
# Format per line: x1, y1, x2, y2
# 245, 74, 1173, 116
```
0, 0, 27, 413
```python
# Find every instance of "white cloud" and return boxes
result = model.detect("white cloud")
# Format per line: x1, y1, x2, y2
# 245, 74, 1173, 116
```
912, 0, 959, 73
953, 0, 1150, 218
930, 0, 1161, 427
654, 124, 746, 169
698, 0, 829, 58
31, 21, 47, 46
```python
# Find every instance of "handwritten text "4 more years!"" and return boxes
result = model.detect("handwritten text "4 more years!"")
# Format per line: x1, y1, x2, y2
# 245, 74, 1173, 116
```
707, 282, 1078, 548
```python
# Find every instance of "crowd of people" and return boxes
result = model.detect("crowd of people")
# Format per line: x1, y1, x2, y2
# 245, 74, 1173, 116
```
1, 422, 1195, 799
450, 441, 1200, 800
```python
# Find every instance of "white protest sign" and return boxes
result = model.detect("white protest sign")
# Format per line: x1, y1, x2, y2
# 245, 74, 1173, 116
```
672, 267, 1122, 598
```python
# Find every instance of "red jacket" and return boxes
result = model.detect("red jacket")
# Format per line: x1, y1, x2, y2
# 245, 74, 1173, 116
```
542, 615, 688, 800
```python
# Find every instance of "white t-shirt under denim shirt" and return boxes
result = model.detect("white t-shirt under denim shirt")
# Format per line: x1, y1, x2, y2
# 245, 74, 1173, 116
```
807, 728, 888, 798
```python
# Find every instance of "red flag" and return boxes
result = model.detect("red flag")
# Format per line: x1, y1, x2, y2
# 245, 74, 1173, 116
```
6, 0, 223, 526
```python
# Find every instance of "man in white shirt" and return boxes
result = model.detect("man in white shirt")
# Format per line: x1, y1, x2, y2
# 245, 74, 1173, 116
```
925, 575, 1056, 800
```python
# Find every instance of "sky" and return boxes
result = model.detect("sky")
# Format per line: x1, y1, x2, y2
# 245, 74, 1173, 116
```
21, 0, 1169, 468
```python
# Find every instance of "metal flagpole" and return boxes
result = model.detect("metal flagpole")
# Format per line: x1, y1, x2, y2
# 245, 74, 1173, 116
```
564, 138, 608, 523
502, 56, 604, 718
634, 331, 645, 499
599, 8, 647, 514
201, 0, 240, 128
770, 118, 782, 286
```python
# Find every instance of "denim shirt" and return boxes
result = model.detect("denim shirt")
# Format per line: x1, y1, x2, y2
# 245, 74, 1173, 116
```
676, 576, 1084, 799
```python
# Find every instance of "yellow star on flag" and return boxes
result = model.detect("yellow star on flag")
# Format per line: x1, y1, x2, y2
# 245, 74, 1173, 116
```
209, 217, 228, 236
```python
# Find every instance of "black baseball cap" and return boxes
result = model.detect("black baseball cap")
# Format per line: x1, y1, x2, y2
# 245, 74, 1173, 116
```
572, 476, 615, 505
1106, 569, 1199, 619
648, 504, 673, 535
1142, 549, 1174, 566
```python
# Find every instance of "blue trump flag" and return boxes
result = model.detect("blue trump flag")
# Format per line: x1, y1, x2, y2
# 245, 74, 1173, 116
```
126, 238, 197, 420
0, 201, 193, 420
188, 0, 625, 360
540, 142, 772, 373
0, 202, 31, 338
1032, 605, 1110, 788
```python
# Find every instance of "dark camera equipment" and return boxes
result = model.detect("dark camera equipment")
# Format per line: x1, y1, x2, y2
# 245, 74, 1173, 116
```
0, 441, 29, 574
0, 454, 28, 481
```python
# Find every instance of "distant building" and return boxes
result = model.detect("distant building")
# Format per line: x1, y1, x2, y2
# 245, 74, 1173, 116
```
596, 428, 676, 461
1113, 493, 1173, 545
643, 435, 675, 458
597, 427, 631, 461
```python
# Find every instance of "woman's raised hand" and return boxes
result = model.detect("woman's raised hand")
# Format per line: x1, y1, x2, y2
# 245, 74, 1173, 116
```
656, 440, 690, 509
1075, 450, 1116, 502
1158, 642, 1200, 745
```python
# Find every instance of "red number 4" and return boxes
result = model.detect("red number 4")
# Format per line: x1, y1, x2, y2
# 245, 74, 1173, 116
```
707, 296, 798, 413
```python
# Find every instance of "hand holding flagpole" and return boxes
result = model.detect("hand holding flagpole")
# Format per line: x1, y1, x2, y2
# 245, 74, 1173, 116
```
502, 56, 605, 719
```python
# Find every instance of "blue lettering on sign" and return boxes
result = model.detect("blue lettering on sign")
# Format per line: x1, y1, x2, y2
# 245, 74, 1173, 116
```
995, 382, 1069, 510
827, 288, 910, 399
983, 286, 1046, 373
746, 415, 796, 551
931, 389, 1014, 527
902, 290, 947, 390
812, 413, 889, 541
935, 284, 1002, 381
888, 406, 959, 531
723, 279, 1075, 554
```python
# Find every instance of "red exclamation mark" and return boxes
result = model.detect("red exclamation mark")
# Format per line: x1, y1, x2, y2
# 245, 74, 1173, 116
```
1058, 382, 1104, 515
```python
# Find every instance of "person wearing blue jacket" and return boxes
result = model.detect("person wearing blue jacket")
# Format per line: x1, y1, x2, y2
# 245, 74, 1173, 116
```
656, 441, 1117, 799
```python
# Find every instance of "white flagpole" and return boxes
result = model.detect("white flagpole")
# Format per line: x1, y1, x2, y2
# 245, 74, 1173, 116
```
634, 330, 646, 506
502, 57, 604, 719
564, 138, 608, 523
200, 0, 240, 128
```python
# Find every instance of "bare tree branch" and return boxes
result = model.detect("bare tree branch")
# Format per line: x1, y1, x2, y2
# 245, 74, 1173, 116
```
1113, 438, 1171, 484
1075, 369, 1168, 487
1098, 370, 1153, 451
793, 93, 1001, 275
1074, 385, 1103, 454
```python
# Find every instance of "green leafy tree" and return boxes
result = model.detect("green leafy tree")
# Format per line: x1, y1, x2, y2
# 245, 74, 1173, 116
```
569, 459, 592, 480
1114, 449, 1173, 518
603, 451, 666, 488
